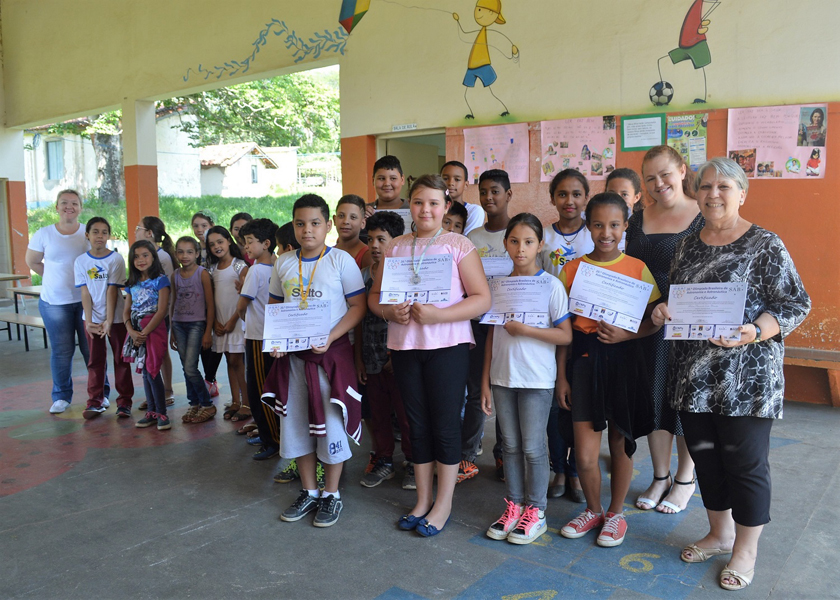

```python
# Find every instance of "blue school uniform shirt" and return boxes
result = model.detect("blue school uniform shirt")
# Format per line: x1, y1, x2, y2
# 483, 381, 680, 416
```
126, 275, 170, 316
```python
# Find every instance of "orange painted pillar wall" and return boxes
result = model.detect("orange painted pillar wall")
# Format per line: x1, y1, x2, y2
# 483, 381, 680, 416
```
341, 135, 376, 202
6, 180, 28, 276
122, 100, 159, 243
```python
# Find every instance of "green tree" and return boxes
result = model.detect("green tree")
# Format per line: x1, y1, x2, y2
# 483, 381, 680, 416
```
169, 71, 340, 153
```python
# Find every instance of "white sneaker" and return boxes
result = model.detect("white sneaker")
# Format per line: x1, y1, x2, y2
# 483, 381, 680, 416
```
101, 398, 110, 409
49, 400, 70, 414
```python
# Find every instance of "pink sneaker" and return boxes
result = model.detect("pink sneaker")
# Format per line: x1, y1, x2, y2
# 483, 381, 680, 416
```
597, 512, 627, 547
486, 499, 523, 541
560, 508, 604, 539
507, 505, 547, 545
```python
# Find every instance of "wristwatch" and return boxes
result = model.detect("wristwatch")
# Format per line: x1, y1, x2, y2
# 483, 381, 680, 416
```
752, 324, 762, 343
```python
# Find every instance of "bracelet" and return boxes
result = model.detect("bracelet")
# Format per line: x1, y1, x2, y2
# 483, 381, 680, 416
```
381, 306, 389, 324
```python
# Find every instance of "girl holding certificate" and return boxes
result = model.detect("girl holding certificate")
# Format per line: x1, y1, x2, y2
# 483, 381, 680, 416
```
557, 193, 661, 548
368, 174, 491, 537
480, 213, 572, 545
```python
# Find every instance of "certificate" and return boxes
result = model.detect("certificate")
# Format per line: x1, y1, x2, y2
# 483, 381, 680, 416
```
481, 256, 514, 279
262, 300, 330, 352
380, 254, 453, 304
375, 209, 413, 236
664, 282, 747, 341
568, 262, 653, 333
480, 276, 552, 327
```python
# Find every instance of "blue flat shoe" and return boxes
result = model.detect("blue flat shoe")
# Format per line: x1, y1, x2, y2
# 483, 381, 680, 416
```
416, 516, 450, 537
246, 436, 263, 446
397, 504, 434, 531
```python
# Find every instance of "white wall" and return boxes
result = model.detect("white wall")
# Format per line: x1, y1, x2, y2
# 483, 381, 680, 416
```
200, 166, 225, 197
156, 113, 201, 197
23, 133, 97, 206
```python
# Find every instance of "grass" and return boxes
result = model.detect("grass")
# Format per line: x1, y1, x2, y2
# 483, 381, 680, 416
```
26, 185, 343, 242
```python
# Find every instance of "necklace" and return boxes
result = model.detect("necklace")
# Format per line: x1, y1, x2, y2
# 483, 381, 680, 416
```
410, 228, 443, 284
558, 223, 582, 244
298, 246, 327, 309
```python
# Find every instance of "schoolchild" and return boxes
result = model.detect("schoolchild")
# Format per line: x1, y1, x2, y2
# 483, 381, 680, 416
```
74, 217, 132, 419
236, 218, 281, 460
230, 212, 254, 266
263, 194, 366, 527
275, 221, 300, 257
191, 210, 223, 398
442, 200, 468, 235
461, 168, 513, 483
333, 194, 372, 270
367, 155, 409, 213
206, 226, 250, 421
481, 213, 572, 544
368, 174, 491, 536
122, 240, 171, 430
606, 168, 644, 216
540, 169, 594, 277
170, 236, 216, 423
355, 210, 414, 490
557, 193, 660, 547
441, 160, 486, 234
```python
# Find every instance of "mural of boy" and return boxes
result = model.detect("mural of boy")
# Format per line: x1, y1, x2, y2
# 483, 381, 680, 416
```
657, 0, 721, 104
453, 0, 519, 119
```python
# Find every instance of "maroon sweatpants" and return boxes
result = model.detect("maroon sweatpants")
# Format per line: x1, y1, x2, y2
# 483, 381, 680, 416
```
85, 322, 134, 409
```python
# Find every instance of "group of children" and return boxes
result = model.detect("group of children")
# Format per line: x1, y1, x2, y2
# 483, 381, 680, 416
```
72, 151, 674, 542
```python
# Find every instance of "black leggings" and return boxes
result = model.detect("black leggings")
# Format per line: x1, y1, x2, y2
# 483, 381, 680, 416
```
392, 344, 470, 465
681, 411, 773, 527
200, 348, 223, 383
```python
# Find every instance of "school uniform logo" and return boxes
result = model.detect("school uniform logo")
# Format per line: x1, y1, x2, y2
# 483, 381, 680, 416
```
86, 265, 107, 281
549, 245, 575, 267
283, 277, 324, 300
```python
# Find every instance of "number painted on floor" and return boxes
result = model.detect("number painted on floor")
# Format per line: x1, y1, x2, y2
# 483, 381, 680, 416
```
501, 591, 557, 600
619, 553, 660, 573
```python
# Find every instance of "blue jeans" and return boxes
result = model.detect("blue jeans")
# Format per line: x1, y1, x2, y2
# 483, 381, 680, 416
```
39, 298, 90, 404
143, 369, 167, 415
172, 321, 212, 406
493, 385, 552, 510
548, 404, 578, 477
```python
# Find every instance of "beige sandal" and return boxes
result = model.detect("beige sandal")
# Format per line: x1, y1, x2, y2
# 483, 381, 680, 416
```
681, 543, 732, 563
720, 564, 754, 591
191, 405, 217, 423
182, 406, 199, 423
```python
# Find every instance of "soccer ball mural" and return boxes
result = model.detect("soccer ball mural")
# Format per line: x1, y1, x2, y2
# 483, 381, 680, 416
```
649, 81, 675, 106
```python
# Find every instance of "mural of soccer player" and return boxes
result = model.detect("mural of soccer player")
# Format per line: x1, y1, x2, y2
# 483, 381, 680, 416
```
453, 0, 519, 119
657, 0, 721, 104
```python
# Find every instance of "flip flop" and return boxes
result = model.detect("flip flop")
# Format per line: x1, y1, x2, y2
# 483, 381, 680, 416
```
720, 564, 754, 591
681, 543, 732, 563
230, 408, 252, 422
236, 423, 258, 435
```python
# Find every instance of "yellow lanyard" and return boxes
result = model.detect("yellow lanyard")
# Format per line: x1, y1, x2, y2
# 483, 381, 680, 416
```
298, 246, 326, 309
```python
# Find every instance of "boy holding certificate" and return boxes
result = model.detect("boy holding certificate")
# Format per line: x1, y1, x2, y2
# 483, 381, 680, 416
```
462, 169, 513, 483
262, 195, 366, 528
557, 193, 660, 548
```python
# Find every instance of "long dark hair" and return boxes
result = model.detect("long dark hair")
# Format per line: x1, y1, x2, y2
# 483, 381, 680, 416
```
127, 240, 163, 287
504, 212, 544, 242
205, 226, 244, 266
141, 216, 178, 268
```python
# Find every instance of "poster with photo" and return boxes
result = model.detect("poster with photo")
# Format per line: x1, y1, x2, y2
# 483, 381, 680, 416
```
667, 113, 707, 171
727, 104, 827, 179
463, 123, 530, 184
540, 116, 617, 182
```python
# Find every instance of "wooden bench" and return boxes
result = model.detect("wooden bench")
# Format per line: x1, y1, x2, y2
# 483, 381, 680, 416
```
784, 347, 840, 407
0, 313, 48, 351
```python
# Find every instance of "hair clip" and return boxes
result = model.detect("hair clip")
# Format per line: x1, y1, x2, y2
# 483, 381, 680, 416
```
444, 189, 450, 196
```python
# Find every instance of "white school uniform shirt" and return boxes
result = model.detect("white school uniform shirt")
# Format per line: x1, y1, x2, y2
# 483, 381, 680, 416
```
157, 247, 175, 277
28, 224, 90, 304
467, 225, 508, 259
269, 247, 365, 330
539, 223, 595, 279
463, 202, 486, 235
489, 270, 571, 389
73, 251, 127, 324
240, 262, 273, 340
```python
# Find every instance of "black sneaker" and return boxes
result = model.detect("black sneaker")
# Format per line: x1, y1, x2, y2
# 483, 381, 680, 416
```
280, 490, 320, 522
360, 458, 395, 488
135, 412, 158, 428
116, 406, 131, 418
274, 460, 299, 483
313, 494, 343, 527
253, 446, 279, 461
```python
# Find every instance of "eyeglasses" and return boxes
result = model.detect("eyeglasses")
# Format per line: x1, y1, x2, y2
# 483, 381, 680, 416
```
135, 226, 148, 232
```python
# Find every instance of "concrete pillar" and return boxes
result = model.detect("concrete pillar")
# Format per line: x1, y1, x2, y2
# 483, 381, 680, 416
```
341, 135, 377, 202
122, 99, 158, 243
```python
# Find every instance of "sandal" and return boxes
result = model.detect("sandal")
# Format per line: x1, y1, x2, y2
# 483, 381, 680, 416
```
681, 543, 732, 563
191, 405, 217, 423
236, 423, 258, 435
223, 404, 241, 420
247, 429, 261, 439
636, 472, 671, 510
230, 407, 252, 422
182, 406, 199, 423
656, 477, 695, 514
720, 564, 754, 591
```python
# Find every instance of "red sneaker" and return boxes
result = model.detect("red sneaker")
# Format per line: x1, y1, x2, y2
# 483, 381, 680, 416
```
597, 512, 627, 547
560, 508, 604, 539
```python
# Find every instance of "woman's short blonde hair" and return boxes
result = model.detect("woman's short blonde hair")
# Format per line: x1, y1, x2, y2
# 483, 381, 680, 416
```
55, 189, 82, 206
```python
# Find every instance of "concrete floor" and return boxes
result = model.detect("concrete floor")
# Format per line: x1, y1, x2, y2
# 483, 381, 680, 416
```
1, 324, 839, 599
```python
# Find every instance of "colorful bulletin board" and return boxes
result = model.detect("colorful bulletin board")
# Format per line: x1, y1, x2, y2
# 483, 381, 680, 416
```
463, 123, 530, 184
539, 116, 617, 181
727, 104, 828, 179
667, 113, 708, 171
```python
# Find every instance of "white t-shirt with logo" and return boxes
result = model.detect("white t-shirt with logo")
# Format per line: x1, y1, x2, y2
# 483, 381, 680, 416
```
28, 224, 90, 305
269, 247, 365, 330
73, 251, 126, 323
539, 223, 595, 278
467, 225, 508, 259
240, 262, 273, 340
